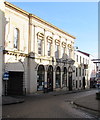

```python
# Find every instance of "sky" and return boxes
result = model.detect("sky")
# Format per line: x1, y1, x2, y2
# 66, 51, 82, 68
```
10, 2, 98, 58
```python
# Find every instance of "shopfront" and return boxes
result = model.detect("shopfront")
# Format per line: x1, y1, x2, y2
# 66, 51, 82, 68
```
56, 66, 61, 88
37, 65, 45, 91
47, 65, 53, 91
68, 66, 73, 91
62, 67, 67, 87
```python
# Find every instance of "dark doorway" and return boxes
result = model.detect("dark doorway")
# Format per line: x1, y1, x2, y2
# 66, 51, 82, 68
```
37, 65, 45, 91
83, 77, 85, 89
47, 66, 53, 92
7, 71, 23, 95
56, 66, 61, 88
68, 72, 72, 91
62, 67, 67, 87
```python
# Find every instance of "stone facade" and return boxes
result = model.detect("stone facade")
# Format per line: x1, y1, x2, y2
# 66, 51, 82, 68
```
2, 1, 76, 95
2, 1, 95, 96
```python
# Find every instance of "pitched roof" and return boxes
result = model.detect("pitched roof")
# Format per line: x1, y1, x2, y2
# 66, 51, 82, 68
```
78, 50, 90, 57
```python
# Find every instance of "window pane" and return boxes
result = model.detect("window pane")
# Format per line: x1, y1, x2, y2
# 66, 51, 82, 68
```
38, 39, 42, 55
47, 42, 51, 56
55, 45, 59, 58
62, 47, 65, 56
14, 28, 19, 49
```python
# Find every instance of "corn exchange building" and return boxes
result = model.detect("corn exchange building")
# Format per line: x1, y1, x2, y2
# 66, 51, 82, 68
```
2, 1, 77, 95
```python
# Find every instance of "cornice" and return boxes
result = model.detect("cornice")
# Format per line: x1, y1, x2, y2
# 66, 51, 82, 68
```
5, 1, 76, 39
4, 1, 29, 16
30, 14, 76, 39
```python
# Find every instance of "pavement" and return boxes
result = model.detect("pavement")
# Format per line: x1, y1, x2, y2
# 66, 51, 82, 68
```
74, 92, 100, 112
2, 89, 100, 113
2, 96, 24, 105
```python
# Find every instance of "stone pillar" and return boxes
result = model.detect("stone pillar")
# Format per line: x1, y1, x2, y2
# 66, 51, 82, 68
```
34, 26, 38, 55
29, 59, 37, 93
51, 33, 55, 57
29, 14, 33, 52
42, 40, 44, 56
59, 36, 62, 59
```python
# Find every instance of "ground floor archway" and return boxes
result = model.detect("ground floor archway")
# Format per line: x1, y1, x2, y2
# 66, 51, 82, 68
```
47, 65, 53, 92
7, 71, 23, 95
56, 66, 61, 88
68, 72, 72, 91
62, 67, 67, 87
37, 65, 45, 91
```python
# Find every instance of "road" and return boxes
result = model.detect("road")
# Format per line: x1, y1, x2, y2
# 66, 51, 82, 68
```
2, 89, 98, 119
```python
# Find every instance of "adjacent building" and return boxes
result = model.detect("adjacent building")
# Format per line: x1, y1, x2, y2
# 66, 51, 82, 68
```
74, 50, 96, 90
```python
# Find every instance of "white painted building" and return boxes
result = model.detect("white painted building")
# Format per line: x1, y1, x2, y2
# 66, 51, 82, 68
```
1, 1, 96, 96
2, 1, 77, 95
74, 50, 96, 90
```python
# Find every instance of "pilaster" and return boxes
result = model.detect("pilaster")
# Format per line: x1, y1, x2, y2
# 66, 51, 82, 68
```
44, 29, 47, 56
0, 0, 5, 96
60, 71, 63, 88
53, 71, 56, 89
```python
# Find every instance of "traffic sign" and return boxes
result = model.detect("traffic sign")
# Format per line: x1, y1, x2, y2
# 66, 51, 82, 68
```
3, 72, 9, 80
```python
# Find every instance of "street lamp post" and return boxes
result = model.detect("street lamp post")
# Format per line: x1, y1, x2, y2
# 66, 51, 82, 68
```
19, 59, 26, 95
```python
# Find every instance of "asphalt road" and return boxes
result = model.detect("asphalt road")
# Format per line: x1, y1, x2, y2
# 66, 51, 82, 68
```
2, 89, 98, 119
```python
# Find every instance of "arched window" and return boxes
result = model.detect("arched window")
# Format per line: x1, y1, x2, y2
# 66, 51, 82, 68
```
47, 65, 53, 91
62, 67, 67, 87
37, 65, 45, 91
38, 39, 42, 55
37, 32, 44, 55
56, 66, 61, 88
47, 42, 51, 56
14, 28, 19, 49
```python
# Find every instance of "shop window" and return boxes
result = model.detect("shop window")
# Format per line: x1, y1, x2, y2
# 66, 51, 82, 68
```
56, 66, 61, 88
62, 67, 67, 87
37, 65, 45, 91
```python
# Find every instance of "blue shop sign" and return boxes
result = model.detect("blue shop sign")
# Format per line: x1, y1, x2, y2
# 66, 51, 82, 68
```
3, 72, 9, 80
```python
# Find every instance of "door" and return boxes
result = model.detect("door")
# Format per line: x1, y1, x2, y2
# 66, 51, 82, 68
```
68, 72, 72, 91
47, 66, 53, 92
83, 77, 85, 89
7, 72, 23, 95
